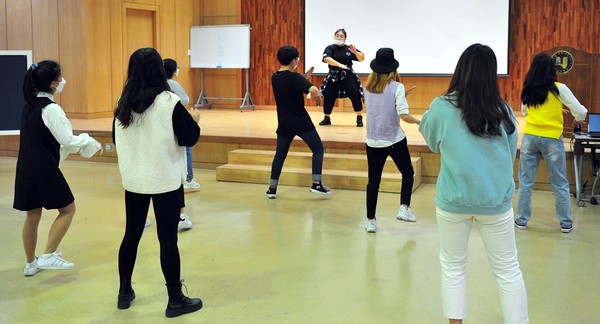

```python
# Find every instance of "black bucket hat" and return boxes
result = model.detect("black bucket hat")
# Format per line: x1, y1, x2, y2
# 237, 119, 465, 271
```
370, 47, 399, 73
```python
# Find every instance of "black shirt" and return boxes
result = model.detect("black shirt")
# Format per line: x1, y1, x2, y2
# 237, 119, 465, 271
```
322, 44, 361, 70
271, 70, 315, 135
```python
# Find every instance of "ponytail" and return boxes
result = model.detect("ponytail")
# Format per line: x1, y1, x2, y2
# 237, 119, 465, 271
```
22, 60, 61, 106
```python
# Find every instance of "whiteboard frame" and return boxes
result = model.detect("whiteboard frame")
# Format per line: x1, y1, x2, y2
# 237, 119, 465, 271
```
190, 24, 251, 69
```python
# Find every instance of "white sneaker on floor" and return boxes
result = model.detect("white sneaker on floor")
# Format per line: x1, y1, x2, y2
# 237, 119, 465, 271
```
145, 218, 152, 227
178, 213, 193, 230
184, 179, 201, 191
23, 257, 42, 276
37, 252, 74, 270
365, 218, 377, 233
397, 205, 417, 222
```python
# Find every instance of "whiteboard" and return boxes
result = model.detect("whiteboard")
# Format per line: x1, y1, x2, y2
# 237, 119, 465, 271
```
190, 25, 250, 69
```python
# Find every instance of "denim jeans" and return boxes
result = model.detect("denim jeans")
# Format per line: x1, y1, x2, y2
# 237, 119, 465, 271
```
516, 135, 572, 228
437, 207, 529, 323
186, 146, 193, 182
269, 129, 324, 185
365, 138, 414, 219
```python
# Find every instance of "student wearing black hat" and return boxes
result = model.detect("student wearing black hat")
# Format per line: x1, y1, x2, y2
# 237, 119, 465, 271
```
363, 48, 420, 233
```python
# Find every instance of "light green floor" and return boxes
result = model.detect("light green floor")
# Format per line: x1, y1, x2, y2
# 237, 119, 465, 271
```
1, 157, 599, 323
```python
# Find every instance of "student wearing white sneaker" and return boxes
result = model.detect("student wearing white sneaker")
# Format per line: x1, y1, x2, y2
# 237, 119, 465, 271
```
14, 60, 102, 276
163, 58, 201, 192
114, 48, 202, 317
363, 48, 420, 233
419, 44, 528, 324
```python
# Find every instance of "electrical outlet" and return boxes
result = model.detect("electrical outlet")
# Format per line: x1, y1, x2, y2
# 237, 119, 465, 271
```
105, 143, 114, 152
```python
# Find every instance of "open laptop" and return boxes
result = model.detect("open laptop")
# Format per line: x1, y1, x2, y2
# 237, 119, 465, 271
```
588, 113, 600, 138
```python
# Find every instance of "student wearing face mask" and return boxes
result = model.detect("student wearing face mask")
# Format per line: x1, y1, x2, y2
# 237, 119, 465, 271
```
15, 60, 102, 276
319, 28, 365, 127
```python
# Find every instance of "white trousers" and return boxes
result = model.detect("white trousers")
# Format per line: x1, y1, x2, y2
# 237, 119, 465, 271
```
437, 207, 529, 324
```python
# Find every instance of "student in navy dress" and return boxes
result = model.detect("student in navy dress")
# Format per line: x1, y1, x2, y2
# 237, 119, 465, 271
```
319, 28, 365, 127
113, 48, 202, 318
266, 46, 331, 199
15, 60, 102, 276
363, 48, 421, 233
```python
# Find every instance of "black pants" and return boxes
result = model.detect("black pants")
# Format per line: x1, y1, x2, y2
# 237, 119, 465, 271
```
366, 138, 414, 219
118, 186, 183, 286
269, 129, 324, 184
322, 76, 363, 115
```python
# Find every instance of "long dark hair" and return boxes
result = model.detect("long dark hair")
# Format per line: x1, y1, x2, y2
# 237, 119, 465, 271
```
115, 48, 170, 128
521, 53, 559, 106
445, 44, 515, 137
22, 60, 61, 106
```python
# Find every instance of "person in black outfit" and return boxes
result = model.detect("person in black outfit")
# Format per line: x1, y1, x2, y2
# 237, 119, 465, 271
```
266, 46, 331, 199
15, 60, 102, 277
113, 48, 202, 318
319, 28, 365, 127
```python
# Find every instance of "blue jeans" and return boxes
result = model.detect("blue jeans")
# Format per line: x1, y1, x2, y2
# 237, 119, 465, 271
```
516, 135, 572, 228
186, 147, 193, 182
269, 129, 324, 186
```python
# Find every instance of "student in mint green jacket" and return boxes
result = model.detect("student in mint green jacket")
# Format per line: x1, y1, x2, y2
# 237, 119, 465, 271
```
419, 44, 529, 324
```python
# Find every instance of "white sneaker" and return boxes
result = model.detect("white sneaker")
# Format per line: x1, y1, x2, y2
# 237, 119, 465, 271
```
397, 205, 417, 222
24, 258, 42, 276
37, 252, 74, 270
184, 179, 201, 191
145, 218, 152, 227
365, 218, 377, 233
178, 213, 193, 230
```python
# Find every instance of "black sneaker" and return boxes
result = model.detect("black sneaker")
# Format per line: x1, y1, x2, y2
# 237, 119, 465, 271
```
356, 115, 363, 127
319, 116, 331, 125
266, 186, 277, 199
310, 183, 331, 195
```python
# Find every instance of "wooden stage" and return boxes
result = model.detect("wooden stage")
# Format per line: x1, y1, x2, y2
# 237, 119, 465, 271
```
63, 109, 587, 190
0, 108, 586, 189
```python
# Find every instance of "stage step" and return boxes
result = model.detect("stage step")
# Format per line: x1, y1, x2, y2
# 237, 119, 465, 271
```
216, 149, 421, 193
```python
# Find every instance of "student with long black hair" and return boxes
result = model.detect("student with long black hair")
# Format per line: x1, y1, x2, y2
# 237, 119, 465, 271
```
419, 44, 529, 324
515, 53, 587, 233
15, 60, 101, 276
113, 48, 201, 318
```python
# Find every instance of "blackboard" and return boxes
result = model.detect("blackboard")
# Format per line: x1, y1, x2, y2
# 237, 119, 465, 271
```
190, 25, 250, 69
0, 51, 32, 135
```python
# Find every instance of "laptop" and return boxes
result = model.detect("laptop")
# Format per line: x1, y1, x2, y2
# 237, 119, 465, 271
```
589, 113, 600, 138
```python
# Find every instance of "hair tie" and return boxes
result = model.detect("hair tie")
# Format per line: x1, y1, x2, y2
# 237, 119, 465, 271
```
31, 63, 38, 70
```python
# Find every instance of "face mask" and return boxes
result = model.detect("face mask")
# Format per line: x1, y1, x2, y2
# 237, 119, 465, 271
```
175, 68, 180, 76
54, 78, 66, 94
334, 39, 345, 46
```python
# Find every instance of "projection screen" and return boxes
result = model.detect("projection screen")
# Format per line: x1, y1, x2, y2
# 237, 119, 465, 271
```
304, 0, 510, 75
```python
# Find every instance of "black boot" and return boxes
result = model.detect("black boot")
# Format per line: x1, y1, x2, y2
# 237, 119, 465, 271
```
117, 278, 135, 310
319, 116, 331, 125
356, 115, 363, 127
165, 281, 203, 318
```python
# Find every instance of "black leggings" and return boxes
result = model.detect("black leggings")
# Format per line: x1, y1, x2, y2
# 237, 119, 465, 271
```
322, 76, 363, 115
366, 139, 414, 219
118, 187, 183, 286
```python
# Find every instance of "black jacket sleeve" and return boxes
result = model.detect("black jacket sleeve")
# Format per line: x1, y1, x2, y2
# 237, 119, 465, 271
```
172, 101, 200, 147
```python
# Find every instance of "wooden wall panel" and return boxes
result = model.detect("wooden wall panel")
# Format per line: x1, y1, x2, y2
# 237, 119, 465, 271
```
85, 0, 113, 115
192, 0, 242, 110
31, 0, 59, 62
57, 0, 87, 115
0, 0, 6, 49
158, 0, 176, 59
5, 0, 32, 50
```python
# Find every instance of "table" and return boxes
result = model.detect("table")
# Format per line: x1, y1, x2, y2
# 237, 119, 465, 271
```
572, 133, 600, 206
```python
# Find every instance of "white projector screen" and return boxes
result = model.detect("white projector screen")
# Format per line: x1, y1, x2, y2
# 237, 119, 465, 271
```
305, 0, 510, 75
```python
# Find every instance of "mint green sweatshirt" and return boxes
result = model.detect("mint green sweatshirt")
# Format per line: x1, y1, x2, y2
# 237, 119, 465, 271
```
419, 96, 518, 215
